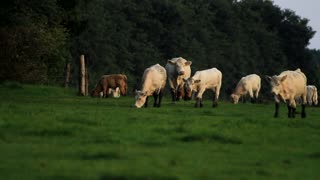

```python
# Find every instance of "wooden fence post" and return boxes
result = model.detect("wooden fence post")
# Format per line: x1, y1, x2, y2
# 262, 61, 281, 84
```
64, 63, 70, 88
85, 70, 89, 96
79, 55, 86, 96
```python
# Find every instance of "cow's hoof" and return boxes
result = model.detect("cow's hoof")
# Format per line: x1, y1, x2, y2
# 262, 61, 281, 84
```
301, 113, 306, 118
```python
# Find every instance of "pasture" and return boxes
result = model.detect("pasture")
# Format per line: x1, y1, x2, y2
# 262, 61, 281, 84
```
1, 83, 320, 180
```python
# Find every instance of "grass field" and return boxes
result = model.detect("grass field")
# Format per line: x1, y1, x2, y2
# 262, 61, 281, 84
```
1, 82, 320, 180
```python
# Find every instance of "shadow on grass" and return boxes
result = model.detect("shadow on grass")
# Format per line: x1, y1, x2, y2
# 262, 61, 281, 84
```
307, 152, 320, 159
23, 129, 73, 137
100, 174, 178, 180
180, 133, 243, 144
60, 117, 99, 126
81, 152, 122, 160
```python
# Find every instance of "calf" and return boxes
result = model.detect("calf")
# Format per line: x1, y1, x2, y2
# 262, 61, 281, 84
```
183, 68, 222, 108
230, 74, 261, 104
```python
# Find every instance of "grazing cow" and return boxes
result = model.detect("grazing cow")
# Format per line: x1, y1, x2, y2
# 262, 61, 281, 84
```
307, 85, 318, 106
183, 68, 222, 108
91, 74, 127, 97
134, 64, 167, 108
266, 68, 307, 118
165, 57, 192, 101
230, 74, 261, 104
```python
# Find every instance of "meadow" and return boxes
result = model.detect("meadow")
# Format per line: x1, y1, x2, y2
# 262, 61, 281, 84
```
1, 82, 320, 180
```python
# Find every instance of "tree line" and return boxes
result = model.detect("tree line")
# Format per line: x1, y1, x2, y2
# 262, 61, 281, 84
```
1, 0, 319, 98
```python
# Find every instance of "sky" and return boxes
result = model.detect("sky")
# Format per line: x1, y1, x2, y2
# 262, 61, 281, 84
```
272, 0, 320, 49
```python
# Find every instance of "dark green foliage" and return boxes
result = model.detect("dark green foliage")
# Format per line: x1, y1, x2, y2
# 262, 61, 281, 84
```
0, 0, 318, 98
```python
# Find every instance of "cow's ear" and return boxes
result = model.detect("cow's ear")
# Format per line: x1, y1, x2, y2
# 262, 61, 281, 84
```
280, 75, 287, 82
194, 80, 201, 83
183, 78, 187, 82
265, 76, 272, 82
168, 60, 175, 64
185, 61, 192, 66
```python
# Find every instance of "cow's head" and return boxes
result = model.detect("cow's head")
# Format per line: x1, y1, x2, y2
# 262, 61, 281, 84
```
177, 83, 191, 101
230, 94, 240, 104
265, 75, 287, 96
168, 58, 192, 76
91, 87, 101, 97
134, 90, 147, 108
183, 77, 200, 99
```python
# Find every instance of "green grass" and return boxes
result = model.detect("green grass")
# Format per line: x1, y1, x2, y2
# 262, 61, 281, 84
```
1, 83, 320, 180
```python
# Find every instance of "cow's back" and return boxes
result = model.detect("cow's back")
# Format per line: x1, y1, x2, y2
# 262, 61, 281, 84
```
194, 68, 222, 86
280, 70, 307, 96
142, 64, 167, 93
242, 74, 260, 90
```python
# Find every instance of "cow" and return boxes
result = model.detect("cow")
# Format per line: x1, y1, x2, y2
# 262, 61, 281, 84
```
165, 57, 192, 101
183, 67, 222, 108
230, 74, 261, 104
134, 64, 167, 108
266, 68, 307, 118
307, 85, 318, 106
91, 74, 127, 97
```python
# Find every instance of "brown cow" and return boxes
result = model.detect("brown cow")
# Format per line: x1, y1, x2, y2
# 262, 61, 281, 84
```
91, 74, 127, 97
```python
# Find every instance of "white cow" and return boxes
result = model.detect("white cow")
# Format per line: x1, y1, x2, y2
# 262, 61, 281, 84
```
134, 64, 167, 108
230, 74, 261, 104
266, 68, 307, 118
183, 67, 222, 108
307, 85, 318, 106
165, 57, 192, 101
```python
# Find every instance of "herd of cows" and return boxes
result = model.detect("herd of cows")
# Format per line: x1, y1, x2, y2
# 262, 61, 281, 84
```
90, 57, 319, 118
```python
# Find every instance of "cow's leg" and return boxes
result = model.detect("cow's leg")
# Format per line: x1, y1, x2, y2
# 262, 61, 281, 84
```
288, 99, 297, 118
170, 88, 177, 102
195, 88, 205, 108
287, 104, 293, 118
153, 93, 158, 107
176, 85, 181, 101
199, 98, 203, 108
248, 89, 255, 103
102, 86, 107, 98
195, 98, 200, 107
158, 90, 164, 107
292, 107, 296, 118
144, 96, 149, 108
274, 102, 279, 118
212, 90, 218, 107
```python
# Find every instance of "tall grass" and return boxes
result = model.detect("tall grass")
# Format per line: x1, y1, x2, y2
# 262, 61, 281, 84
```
0, 84, 320, 179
